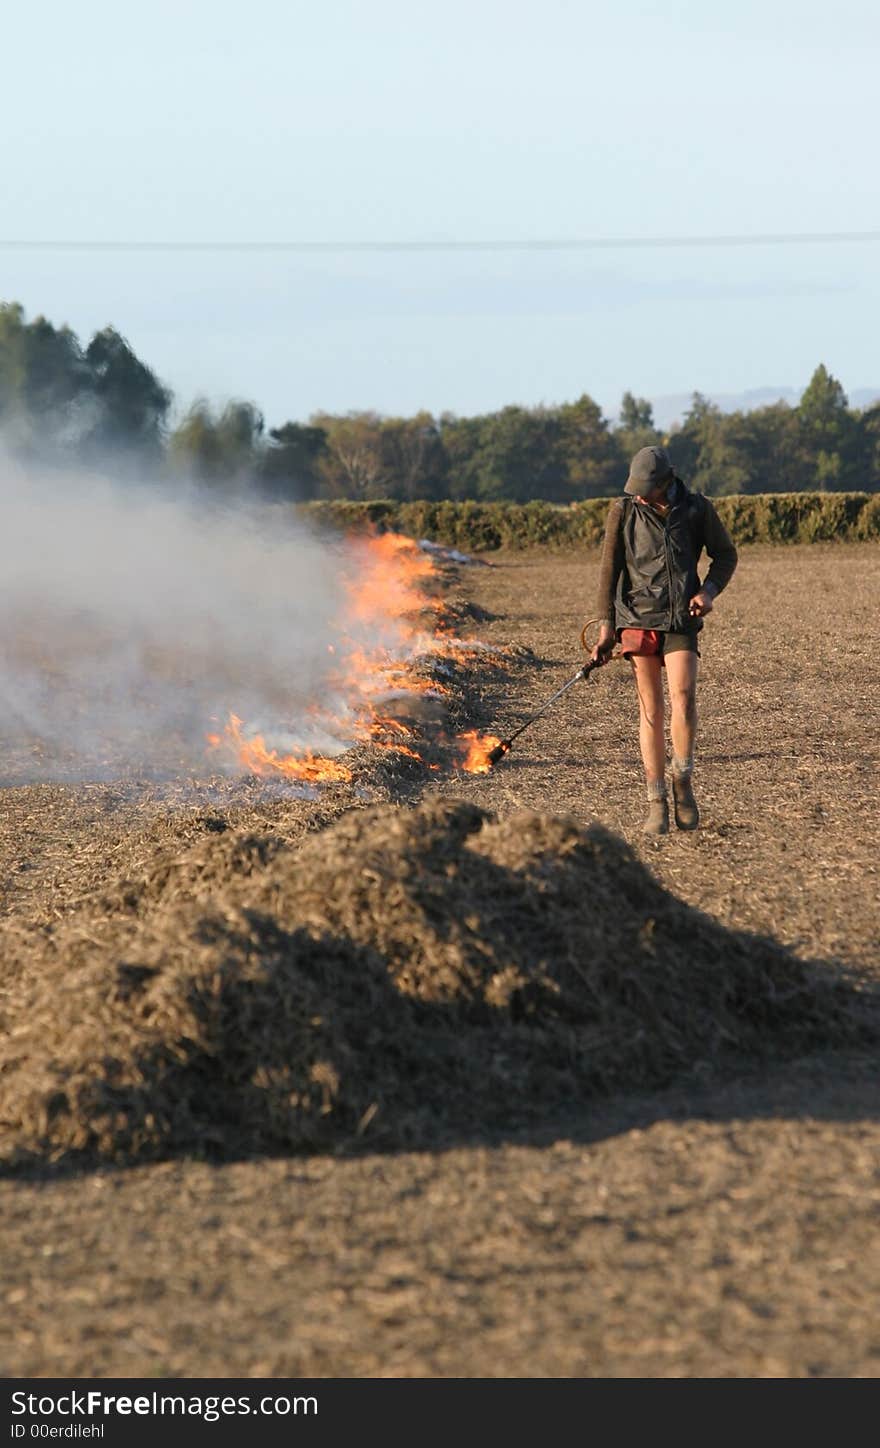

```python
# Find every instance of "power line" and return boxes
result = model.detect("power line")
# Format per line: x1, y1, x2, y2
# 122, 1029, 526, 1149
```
0, 230, 879, 254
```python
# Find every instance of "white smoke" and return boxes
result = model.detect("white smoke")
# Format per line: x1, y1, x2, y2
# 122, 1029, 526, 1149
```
0, 451, 362, 785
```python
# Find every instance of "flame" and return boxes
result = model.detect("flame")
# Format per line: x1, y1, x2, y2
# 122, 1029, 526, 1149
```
209, 714, 352, 783
366, 715, 425, 759
207, 531, 502, 783
340, 648, 451, 700
343, 532, 437, 625
455, 730, 505, 774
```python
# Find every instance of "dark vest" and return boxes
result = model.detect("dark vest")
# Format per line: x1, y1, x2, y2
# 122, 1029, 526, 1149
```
614, 482, 706, 633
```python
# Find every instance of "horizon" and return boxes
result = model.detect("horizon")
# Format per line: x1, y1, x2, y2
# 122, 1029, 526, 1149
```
4, 294, 879, 437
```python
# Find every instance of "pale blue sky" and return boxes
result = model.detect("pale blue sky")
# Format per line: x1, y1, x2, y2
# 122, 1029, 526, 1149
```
2, 0, 877, 426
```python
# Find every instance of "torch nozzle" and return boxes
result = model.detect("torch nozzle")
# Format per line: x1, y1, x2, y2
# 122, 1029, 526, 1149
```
487, 740, 511, 767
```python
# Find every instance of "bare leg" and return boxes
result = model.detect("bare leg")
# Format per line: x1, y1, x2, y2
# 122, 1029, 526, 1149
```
664, 649, 698, 767
665, 649, 700, 829
631, 655, 666, 785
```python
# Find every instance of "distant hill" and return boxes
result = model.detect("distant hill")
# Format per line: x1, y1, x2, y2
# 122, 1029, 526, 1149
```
646, 386, 880, 431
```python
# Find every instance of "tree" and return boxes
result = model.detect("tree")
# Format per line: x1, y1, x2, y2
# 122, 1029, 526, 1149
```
377, 412, 448, 501
0, 303, 171, 466
437, 412, 486, 499
169, 399, 265, 483
719, 403, 804, 493
667, 394, 749, 496
261, 421, 328, 500
310, 411, 390, 498
83, 327, 171, 459
442, 405, 573, 501
619, 392, 655, 432
451, 405, 567, 502
615, 391, 663, 468
558, 394, 625, 497
797, 364, 858, 490
798, 364, 848, 439
857, 402, 880, 490
0, 302, 91, 454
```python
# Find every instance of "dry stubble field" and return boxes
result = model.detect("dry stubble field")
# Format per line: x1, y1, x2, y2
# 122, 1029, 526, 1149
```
1, 540, 878, 1378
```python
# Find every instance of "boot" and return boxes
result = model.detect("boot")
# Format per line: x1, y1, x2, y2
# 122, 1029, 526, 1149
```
642, 795, 669, 835
672, 772, 699, 830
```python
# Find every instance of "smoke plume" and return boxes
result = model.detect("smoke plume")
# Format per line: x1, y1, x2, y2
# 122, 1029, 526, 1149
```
0, 451, 360, 785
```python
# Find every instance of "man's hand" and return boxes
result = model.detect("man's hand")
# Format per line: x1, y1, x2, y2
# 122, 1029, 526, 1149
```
590, 622, 617, 664
688, 589, 715, 618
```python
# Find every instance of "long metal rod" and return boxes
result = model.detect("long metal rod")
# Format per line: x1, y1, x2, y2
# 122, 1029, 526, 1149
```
503, 660, 597, 746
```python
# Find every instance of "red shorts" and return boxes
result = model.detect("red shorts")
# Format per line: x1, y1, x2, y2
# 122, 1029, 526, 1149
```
619, 629, 700, 665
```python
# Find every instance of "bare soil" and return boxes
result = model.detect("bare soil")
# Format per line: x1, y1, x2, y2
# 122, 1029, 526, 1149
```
1, 542, 878, 1379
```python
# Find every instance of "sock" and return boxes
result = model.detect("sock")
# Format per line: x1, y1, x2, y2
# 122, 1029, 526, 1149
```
672, 755, 694, 779
646, 778, 667, 801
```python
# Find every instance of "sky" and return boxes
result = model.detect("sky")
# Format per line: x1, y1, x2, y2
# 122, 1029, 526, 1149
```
1, 0, 878, 428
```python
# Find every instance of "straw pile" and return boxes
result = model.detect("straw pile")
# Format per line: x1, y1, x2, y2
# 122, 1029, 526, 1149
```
0, 798, 872, 1168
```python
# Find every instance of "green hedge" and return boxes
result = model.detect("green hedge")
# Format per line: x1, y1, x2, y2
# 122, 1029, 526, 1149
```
298, 493, 880, 551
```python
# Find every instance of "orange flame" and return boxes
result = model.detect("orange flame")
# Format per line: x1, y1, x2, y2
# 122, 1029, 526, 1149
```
207, 531, 500, 782
343, 532, 437, 625
208, 714, 352, 783
455, 730, 505, 774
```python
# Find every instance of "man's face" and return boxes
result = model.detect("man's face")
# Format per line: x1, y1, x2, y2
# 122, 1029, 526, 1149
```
641, 478, 670, 506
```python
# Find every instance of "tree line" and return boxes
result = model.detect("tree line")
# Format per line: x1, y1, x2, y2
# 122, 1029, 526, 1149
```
2, 301, 878, 498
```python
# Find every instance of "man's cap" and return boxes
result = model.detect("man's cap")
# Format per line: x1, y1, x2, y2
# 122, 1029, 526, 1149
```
624, 445, 674, 495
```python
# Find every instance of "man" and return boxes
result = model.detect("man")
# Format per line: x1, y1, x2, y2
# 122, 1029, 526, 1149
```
591, 445, 738, 835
